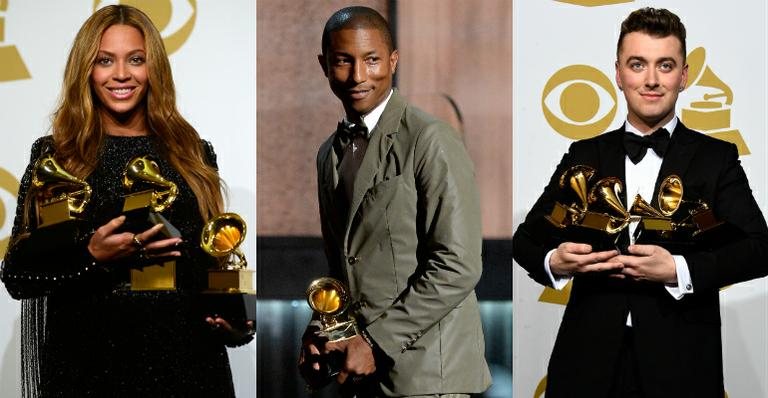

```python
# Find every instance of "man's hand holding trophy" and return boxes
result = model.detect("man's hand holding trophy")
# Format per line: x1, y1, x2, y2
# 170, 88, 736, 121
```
301, 277, 362, 389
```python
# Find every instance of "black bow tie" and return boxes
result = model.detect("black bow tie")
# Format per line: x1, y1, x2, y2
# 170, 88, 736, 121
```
337, 120, 368, 145
623, 128, 670, 164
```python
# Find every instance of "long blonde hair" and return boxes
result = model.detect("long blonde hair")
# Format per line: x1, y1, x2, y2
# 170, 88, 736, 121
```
51, 5, 223, 220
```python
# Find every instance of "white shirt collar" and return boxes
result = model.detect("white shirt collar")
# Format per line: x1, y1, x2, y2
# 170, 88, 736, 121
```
345, 89, 393, 137
624, 116, 677, 137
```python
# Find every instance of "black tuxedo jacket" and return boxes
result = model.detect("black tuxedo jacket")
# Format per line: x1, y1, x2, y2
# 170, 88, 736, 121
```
512, 122, 768, 398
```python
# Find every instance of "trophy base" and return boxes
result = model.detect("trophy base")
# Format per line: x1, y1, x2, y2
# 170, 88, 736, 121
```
29, 218, 87, 252
121, 191, 180, 238
130, 260, 177, 291
208, 269, 254, 293
37, 198, 76, 228
565, 225, 622, 253
635, 221, 744, 255
202, 291, 257, 324
204, 268, 256, 323
322, 320, 359, 342
121, 207, 180, 238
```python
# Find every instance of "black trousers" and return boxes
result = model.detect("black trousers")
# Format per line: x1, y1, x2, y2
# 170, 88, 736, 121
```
609, 327, 644, 398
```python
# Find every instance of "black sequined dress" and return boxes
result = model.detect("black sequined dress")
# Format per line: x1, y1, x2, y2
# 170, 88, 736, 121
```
1, 135, 237, 397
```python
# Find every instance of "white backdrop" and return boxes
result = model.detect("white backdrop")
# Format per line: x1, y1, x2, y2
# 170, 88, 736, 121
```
0, 1, 256, 397
513, 1, 768, 397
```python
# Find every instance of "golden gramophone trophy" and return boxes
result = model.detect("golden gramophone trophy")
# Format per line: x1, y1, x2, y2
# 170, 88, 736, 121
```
546, 165, 631, 250
305, 277, 360, 381
122, 156, 181, 291
16, 154, 92, 253
630, 175, 727, 252
200, 213, 256, 324
306, 277, 359, 341
30, 154, 92, 228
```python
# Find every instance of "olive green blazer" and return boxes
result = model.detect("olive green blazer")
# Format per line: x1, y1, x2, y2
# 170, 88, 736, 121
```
316, 90, 491, 395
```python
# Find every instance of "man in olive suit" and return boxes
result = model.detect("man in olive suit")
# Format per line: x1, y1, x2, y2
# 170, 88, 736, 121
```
299, 6, 491, 397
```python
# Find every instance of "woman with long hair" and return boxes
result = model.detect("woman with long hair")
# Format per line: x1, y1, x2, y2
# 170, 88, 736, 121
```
1, 5, 249, 396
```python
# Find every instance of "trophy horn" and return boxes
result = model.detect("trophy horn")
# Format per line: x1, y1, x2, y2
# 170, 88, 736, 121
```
306, 277, 349, 318
588, 177, 630, 234
32, 154, 92, 214
123, 157, 178, 212
658, 175, 683, 217
559, 165, 596, 211
629, 194, 665, 218
200, 212, 247, 269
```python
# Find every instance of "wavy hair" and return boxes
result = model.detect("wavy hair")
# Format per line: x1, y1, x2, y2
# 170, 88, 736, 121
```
51, 4, 223, 219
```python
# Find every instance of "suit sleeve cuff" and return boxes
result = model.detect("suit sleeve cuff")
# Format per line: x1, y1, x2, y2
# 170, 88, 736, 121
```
665, 255, 694, 300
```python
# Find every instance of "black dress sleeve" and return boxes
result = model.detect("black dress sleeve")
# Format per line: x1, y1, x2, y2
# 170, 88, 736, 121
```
1, 137, 102, 299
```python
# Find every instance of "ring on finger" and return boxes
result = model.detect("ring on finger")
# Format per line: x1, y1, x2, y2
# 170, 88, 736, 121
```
131, 234, 144, 248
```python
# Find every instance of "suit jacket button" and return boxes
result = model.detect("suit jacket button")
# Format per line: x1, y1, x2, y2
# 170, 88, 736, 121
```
347, 256, 359, 265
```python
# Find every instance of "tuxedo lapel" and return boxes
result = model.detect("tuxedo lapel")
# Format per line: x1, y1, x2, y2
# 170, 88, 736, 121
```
651, 123, 699, 208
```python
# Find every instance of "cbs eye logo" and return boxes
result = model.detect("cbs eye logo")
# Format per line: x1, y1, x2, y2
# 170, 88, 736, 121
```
0, 167, 19, 257
94, 0, 197, 55
541, 64, 617, 140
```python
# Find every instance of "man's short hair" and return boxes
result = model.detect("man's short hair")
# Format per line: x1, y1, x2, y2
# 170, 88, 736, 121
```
617, 7, 687, 61
321, 6, 394, 56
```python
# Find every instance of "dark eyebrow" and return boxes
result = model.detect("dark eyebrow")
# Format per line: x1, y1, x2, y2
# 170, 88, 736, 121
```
329, 49, 380, 58
657, 57, 677, 65
96, 49, 145, 57
625, 56, 647, 64
624, 55, 677, 65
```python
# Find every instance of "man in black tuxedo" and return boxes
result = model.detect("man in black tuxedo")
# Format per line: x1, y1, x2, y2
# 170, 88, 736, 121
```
513, 7, 768, 398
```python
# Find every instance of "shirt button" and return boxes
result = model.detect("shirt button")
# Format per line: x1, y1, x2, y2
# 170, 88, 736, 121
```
685, 284, 692, 291
347, 256, 359, 265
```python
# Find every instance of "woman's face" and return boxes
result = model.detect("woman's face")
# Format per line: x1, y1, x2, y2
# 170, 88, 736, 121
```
91, 24, 148, 120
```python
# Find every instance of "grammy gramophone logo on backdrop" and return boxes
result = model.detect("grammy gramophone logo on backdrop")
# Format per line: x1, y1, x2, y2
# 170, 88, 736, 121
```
0, 0, 31, 82
94, 0, 197, 55
542, 46, 750, 155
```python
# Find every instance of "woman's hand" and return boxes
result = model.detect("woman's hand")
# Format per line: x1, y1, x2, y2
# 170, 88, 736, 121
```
87, 215, 182, 262
205, 316, 255, 346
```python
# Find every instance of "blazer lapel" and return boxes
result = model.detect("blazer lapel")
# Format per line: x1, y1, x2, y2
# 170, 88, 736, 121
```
343, 91, 405, 248
651, 122, 699, 208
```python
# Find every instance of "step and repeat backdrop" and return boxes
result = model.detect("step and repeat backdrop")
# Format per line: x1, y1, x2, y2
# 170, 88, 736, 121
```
0, 1, 255, 397
514, 1, 767, 397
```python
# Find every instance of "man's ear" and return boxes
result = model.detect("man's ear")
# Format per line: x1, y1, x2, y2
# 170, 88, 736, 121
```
389, 49, 399, 75
318, 54, 329, 77
615, 60, 622, 90
680, 62, 689, 91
